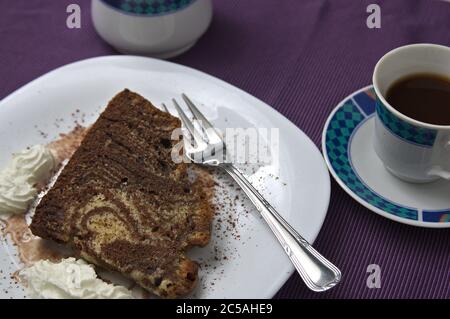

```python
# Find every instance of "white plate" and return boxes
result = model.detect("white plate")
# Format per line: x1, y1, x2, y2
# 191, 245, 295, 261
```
0, 56, 330, 298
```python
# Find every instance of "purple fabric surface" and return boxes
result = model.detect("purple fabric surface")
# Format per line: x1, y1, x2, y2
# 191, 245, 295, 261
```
1, 0, 449, 299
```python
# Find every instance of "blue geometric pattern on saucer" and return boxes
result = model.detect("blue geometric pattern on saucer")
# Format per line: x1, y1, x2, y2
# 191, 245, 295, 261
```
353, 91, 376, 115
325, 89, 418, 221
375, 99, 437, 147
101, 0, 195, 16
422, 210, 450, 223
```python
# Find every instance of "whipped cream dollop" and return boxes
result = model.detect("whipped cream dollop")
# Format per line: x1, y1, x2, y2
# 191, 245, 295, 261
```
20, 258, 134, 299
0, 145, 56, 216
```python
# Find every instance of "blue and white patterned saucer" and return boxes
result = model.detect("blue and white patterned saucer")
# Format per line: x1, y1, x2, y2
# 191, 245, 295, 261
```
322, 86, 450, 228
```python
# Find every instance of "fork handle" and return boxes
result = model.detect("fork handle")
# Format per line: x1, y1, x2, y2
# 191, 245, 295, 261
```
220, 163, 341, 292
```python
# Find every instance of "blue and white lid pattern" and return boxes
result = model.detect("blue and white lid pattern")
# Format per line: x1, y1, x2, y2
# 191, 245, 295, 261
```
101, 0, 196, 16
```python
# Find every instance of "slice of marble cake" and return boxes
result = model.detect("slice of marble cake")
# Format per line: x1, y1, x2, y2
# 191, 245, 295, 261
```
30, 89, 214, 298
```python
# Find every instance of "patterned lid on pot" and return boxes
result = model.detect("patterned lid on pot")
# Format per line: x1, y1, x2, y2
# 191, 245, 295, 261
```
101, 0, 196, 16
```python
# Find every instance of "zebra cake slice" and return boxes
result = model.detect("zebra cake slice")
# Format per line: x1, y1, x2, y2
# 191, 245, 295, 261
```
30, 89, 213, 298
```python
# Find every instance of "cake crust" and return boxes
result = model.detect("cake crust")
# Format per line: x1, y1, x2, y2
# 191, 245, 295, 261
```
30, 89, 214, 298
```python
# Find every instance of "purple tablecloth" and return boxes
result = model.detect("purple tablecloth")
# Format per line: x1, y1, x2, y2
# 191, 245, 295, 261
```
1, 0, 449, 299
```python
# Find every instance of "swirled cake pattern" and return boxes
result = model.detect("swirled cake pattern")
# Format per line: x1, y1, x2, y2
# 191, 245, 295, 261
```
30, 90, 214, 298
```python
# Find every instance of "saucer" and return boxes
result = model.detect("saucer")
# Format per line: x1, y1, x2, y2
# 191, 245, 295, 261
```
322, 86, 450, 228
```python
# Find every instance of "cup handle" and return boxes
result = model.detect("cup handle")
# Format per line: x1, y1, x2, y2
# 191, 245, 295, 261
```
427, 140, 450, 180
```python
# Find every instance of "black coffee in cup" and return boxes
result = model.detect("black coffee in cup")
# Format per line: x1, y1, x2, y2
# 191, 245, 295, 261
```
386, 73, 450, 125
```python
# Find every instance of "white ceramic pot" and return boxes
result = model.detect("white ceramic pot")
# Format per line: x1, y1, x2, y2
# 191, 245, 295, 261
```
91, 0, 213, 59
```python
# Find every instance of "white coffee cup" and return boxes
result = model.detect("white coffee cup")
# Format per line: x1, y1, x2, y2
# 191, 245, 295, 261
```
373, 43, 450, 183
91, 0, 213, 59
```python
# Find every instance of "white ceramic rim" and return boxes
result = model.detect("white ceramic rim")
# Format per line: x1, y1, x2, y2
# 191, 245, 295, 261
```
372, 43, 450, 131
322, 85, 449, 228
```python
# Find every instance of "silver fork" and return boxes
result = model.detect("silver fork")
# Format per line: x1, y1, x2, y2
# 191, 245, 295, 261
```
165, 94, 341, 292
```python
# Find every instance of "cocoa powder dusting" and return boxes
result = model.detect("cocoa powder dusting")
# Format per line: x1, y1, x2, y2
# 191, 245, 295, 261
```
47, 125, 88, 162
1, 215, 68, 267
